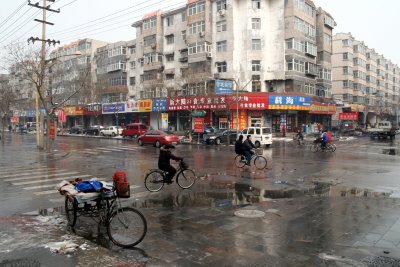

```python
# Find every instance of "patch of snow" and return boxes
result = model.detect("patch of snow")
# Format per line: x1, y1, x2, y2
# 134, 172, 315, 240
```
45, 241, 79, 254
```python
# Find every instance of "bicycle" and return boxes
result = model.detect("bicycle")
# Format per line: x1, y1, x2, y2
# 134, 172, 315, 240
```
234, 148, 267, 170
144, 160, 196, 192
293, 136, 304, 146
63, 182, 147, 248
310, 140, 336, 152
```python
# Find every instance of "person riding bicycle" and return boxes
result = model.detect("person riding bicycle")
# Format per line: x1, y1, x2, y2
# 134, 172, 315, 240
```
321, 130, 328, 150
235, 135, 244, 156
158, 144, 182, 184
295, 130, 304, 145
243, 135, 256, 165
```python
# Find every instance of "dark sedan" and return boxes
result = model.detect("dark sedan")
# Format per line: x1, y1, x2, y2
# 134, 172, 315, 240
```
69, 125, 83, 134
205, 129, 238, 145
83, 125, 104, 136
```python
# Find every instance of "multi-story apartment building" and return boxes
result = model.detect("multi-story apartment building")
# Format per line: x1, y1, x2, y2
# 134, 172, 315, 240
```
332, 32, 400, 127
130, 0, 336, 132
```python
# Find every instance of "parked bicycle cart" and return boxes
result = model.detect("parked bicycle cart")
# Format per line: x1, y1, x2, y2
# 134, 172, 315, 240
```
144, 160, 196, 192
58, 173, 147, 248
235, 148, 267, 170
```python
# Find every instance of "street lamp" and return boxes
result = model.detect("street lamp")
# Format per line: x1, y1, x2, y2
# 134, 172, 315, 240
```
35, 51, 82, 148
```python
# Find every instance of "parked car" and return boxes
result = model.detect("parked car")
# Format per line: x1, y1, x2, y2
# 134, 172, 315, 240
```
206, 129, 238, 145
83, 125, 104, 136
138, 130, 180, 147
69, 125, 83, 134
100, 126, 123, 137
121, 123, 148, 138
191, 125, 219, 140
240, 127, 273, 148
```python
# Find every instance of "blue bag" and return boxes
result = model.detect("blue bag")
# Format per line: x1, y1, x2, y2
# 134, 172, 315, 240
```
75, 180, 102, 192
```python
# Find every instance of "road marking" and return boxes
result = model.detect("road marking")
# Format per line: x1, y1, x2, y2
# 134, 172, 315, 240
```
4, 171, 79, 182
0, 167, 55, 176
0, 168, 58, 179
49, 198, 64, 203
12, 174, 92, 186
96, 147, 123, 152
23, 183, 66, 190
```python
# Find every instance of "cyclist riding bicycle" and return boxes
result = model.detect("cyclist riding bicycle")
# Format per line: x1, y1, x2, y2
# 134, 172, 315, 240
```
235, 135, 244, 156
243, 135, 256, 165
295, 130, 304, 145
158, 144, 182, 184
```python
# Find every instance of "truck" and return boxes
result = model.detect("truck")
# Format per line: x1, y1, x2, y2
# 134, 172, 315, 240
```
367, 121, 397, 139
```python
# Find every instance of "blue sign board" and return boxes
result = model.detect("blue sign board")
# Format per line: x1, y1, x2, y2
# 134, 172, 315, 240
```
215, 79, 233, 95
152, 98, 167, 112
102, 102, 125, 114
268, 95, 311, 106
27, 109, 36, 117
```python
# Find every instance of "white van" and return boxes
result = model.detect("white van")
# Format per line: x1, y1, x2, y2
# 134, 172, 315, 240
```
240, 127, 273, 148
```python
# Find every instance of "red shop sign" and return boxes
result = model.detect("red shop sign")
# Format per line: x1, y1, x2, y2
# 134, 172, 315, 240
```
193, 118, 204, 133
167, 93, 268, 111
339, 112, 358, 121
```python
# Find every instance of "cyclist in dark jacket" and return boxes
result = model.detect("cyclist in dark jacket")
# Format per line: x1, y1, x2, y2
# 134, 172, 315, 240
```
158, 144, 182, 183
243, 135, 256, 165
235, 135, 244, 155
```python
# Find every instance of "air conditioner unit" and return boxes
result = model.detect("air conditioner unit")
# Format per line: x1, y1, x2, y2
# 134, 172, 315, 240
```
206, 52, 212, 58
199, 32, 205, 37
218, 9, 226, 16
151, 44, 156, 49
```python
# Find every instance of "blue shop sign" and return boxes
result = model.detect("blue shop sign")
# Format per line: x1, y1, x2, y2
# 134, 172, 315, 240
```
102, 102, 125, 114
152, 98, 167, 112
215, 79, 233, 95
27, 109, 36, 117
268, 95, 311, 106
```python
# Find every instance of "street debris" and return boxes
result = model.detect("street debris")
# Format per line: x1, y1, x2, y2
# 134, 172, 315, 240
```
318, 253, 367, 266
45, 241, 80, 254
273, 180, 289, 184
234, 209, 265, 218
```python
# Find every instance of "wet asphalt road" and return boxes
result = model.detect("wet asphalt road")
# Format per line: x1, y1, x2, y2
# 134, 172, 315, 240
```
2, 133, 400, 266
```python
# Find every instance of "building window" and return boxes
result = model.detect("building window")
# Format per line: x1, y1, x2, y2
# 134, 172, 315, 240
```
251, 39, 261, 50
216, 62, 227, 73
216, 20, 227, 32
323, 33, 332, 45
188, 1, 205, 16
216, 41, 227, 52
188, 42, 211, 55
286, 38, 305, 52
166, 16, 174, 27
287, 59, 305, 72
343, 52, 353, 61
252, 18, 261, 29
129, 77, 135, 86
252, 60, 261, 71
189, 21, 206, 35
252, 75, 261, 92
129, 46, 136, 54
165, 74, 175, 80
166, 54, 174, 62
343, 80, 353, 88
107, 46, 127, 57
294, 17, 315, 39
181, 30, 186, 40
143, 17, 156, 30
304, 42, 317, 56
143, 35, 156, 46
129, 61, 135, 69
166, 35, 174, 44
216, 0, 226, 11
343, 66, 353, 75
181, 11, 186, 22
342, 39, 351, 47
252, 0, 260, 9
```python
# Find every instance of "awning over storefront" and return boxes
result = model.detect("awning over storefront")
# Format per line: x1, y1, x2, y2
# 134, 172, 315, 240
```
309, 102, 336, 114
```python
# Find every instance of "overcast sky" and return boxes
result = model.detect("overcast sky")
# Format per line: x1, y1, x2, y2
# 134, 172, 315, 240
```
0, 0, 399, 64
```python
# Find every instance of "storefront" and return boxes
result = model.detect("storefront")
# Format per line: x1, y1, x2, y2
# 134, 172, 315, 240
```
268, 94, 311, 133
102, 102, 126, 127
83, 104, 102, 128
150, 98, 168, 130
64, 106, 84, 128
308, 102, 336, 129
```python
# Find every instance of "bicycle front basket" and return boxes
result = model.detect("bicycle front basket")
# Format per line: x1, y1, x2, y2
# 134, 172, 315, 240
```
180, 161, 189, 170
256, 148, 263, 155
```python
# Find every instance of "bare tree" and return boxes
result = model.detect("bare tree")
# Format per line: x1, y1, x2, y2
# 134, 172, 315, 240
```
3, 44, 91, 150
0, 76, 16, 143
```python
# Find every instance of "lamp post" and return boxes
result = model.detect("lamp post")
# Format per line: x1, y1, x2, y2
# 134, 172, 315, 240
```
35, 51, 82, 148
231, 79, 253, 136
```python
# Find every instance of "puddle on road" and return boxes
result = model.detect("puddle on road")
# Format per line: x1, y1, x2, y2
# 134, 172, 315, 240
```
382, 148, 398, 155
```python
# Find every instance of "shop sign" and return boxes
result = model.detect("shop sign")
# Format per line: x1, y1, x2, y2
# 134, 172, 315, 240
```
126, 100, 139, 112
64, 106, 84, 116
192, 110, 206, 117
339, 112, 358, 121
309, 102, 336, 114
27, 109, 35, 117
193, 118, 204, 133
231, 110, 247, 130
49, 121, 55, 140
58, 110, 66, 123
268, 95, 311, 110
11, 117, 19, 123
161, 113, 168, 131
215, 80, 233, 95
139, 99, 152, 112
102, 103, 125, 114
168, 93, 268, 111
13, 110, 20, 117
84, 104, 102, 115
152, 98, 167, 112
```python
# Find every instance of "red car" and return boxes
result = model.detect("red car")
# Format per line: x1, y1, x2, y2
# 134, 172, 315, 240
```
137, 130, 180, 147
121, 123, 148, 138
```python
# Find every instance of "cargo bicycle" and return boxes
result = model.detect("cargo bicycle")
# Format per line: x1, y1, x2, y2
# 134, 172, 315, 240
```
61, 174, 147, 248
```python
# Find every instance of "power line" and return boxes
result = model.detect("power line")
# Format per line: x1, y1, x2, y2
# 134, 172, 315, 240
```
0, 0, 27, 31
0, 9, 41, 44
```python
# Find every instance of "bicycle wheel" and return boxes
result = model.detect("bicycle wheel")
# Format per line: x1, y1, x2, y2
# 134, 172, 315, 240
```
177, 169, 196, 189
329, 144, 337, 152
253, 156, 267, 170
65, 196, 77, 227
144, 171, 165, 192
310, 143, 319, 153
107, 207, 147, 248
235, 155, 246, 168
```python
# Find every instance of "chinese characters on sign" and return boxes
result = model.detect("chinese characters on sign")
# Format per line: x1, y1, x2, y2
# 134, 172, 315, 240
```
193, 118, 204, 133
309, 102, 336, 114
215, 80, 233, 95
268, 95, 311, 110
126, 100, 139, 112
138, 99, 152, 112
152, 98, 167, 112
339, 112, 358, 121
230, 110, 247, 130
49, 121, 55, 140
102, 103, 125, 114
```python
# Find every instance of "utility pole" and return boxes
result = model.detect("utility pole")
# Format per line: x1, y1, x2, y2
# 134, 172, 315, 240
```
27, 0, 60, 149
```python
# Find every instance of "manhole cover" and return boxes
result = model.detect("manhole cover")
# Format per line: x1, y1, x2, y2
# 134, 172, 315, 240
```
362, 256, 400, 267
234, 209, 265, 218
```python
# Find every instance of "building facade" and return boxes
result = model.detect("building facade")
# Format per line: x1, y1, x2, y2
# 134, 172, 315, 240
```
332, 32, 400, 128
